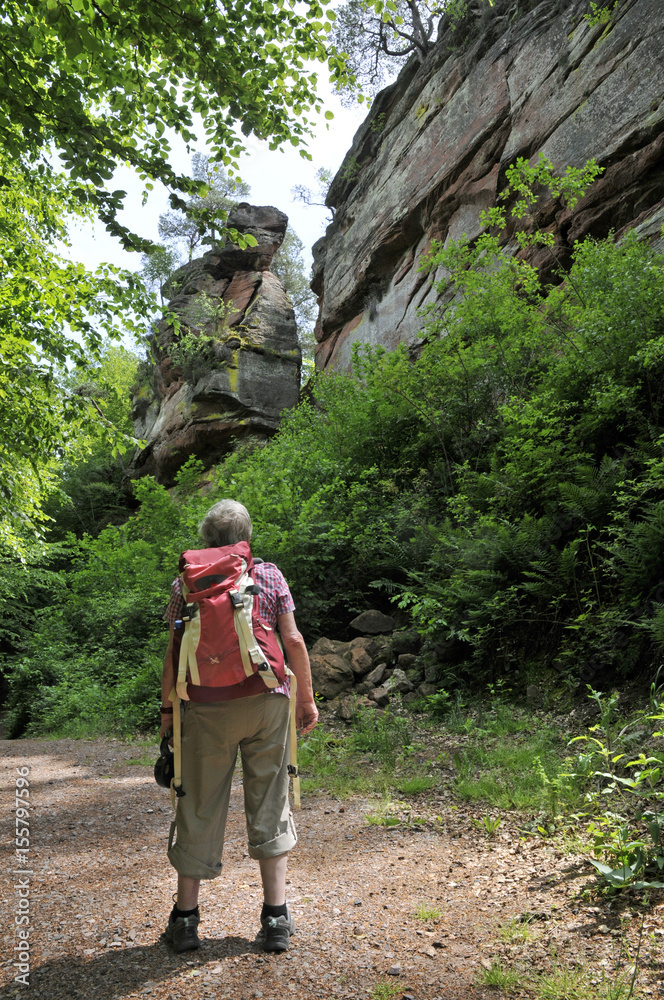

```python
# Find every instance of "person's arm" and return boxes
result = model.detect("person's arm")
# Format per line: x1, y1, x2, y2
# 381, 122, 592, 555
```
160, 626, 175, 739
277, 611, 318, 734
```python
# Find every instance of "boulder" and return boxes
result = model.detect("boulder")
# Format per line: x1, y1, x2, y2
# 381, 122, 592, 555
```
423, 662, 439, 684
369, 686, 391, 707
397, 653, 418, 671
385, 668, 413, 695
527, 684, 544, 706
350, 610, 395, 634
349, 634, 379, 655
309, 652, 355, 701
310, 637, 351, 658
372, 637, 395, 666
336, 694, 358, 721
349, 646, 373, 676
417, 682, 437, 698
365, 663, 387, 687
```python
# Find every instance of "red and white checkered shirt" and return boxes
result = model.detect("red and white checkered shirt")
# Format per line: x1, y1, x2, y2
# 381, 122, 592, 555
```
164, 560, 294, 701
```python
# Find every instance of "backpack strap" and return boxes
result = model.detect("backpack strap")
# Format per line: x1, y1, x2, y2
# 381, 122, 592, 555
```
175, 579, 199, 700
232, 560, 281, 688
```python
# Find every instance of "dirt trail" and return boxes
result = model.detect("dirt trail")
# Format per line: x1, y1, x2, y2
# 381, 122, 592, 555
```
1, 738, 660, 1000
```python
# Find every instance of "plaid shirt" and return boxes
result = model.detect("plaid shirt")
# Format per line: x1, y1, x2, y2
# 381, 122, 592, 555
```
164, 560, 294, 700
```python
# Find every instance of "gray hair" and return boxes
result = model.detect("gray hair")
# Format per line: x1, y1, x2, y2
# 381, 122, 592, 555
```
199, 499, 252, 547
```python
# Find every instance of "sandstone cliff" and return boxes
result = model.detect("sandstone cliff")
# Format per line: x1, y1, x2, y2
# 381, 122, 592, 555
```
313, 0, 664, 371
129, 205, 301, 485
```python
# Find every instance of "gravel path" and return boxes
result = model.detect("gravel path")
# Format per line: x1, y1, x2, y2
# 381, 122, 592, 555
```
1, 737, 663, 1000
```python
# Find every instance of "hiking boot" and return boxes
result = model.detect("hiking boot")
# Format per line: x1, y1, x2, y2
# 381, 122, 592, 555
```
163, 910, 201, 953
257, 909, 295, 953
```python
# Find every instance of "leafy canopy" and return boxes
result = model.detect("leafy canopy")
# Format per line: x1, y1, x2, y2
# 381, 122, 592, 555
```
1, 0, 348, 246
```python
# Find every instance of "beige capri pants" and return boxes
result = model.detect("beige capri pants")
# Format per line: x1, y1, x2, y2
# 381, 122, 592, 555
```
168, 691, 297, 880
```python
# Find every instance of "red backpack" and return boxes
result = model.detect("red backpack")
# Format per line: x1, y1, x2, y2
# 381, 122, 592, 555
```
172, 541, 287, 698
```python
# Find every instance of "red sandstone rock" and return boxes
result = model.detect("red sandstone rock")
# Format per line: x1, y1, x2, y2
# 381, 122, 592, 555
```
128, 205, 301, 486
313, 0, 664, 371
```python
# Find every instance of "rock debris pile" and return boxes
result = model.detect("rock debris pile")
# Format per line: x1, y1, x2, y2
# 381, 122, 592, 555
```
309, 609, 440, 718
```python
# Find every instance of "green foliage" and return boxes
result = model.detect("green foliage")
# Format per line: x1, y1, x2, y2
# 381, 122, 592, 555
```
1, 0, 351, 246
369, 981, 404, 1000
4, 466, 210, 736
585, 1, 618, 26
565, 687, 664, 892
0, 160, 150, 550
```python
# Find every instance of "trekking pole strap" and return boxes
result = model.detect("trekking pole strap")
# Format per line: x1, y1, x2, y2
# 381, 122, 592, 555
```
170, 685, 183, 809
288, 672, 301, 810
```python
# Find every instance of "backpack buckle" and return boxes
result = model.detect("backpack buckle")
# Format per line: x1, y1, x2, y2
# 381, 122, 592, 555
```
229, 592, 244, 609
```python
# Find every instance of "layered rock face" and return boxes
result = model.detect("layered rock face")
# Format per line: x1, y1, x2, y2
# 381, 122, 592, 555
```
129, 205, 300, 485
313, 0, 664, 371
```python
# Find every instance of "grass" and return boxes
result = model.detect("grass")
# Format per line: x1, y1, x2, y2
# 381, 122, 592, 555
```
449, 705, 572, 812
479, 960, 635, 1000
395, 775, 437, 795
369, 981, 403, 1000
366, 813, 400, 826
498, 916, 536, 944
413, 903, 442, 921
479, 960, 529, 991
299, 697, 575, 817
366, 796, 404, 826
299, 708, 415, 797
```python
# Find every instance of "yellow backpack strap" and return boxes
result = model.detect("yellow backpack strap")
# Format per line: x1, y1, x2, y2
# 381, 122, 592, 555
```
175, 579, 200, 699
231, 577, 280, 688
287, 671, 300, 810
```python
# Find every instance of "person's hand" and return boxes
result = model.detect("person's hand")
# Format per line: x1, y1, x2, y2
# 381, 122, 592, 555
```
160, 715, 173, 740
296, 698, 318, 735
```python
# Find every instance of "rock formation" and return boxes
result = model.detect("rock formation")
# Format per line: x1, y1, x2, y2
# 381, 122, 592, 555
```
129, 204, 301, 485
313, 0, 664, 371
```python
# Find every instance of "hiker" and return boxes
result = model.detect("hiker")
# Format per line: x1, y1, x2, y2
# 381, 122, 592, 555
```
159, 498, 318, 954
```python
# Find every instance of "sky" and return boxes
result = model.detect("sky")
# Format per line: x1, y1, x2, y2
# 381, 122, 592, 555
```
66, 79, 368, 279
